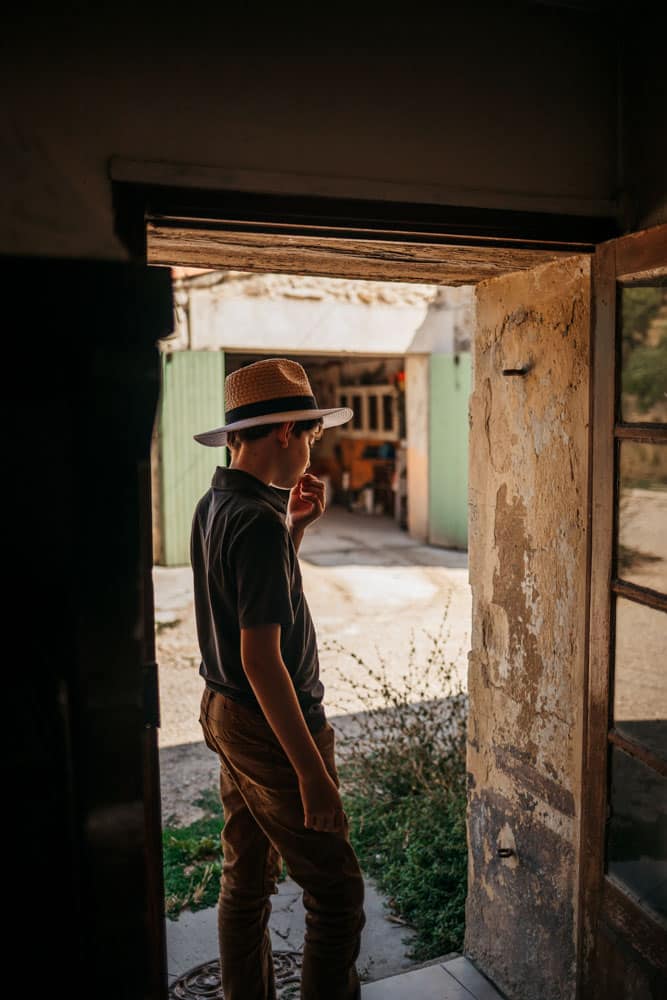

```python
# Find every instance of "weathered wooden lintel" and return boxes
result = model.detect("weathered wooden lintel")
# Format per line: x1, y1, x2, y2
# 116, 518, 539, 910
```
146, 223, 582, 285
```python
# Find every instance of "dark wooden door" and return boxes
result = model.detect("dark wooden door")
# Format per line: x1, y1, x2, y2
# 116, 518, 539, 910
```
6, 259, 174, 999
582, 225, 667, 998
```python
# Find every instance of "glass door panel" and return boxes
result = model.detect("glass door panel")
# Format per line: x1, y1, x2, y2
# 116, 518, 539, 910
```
613, 598, 667, 761
617, 441, 667, 592
619, 281, 667, 425
607, 745, 667, 923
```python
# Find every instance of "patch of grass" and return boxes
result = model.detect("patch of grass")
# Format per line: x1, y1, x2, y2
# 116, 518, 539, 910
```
162, 790, 224, 918
162, 787, 288, 919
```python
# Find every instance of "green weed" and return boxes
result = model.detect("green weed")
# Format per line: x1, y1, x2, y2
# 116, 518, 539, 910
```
327, 607, 468, 960
162, 788, 287, 919
162, 791, 224, 918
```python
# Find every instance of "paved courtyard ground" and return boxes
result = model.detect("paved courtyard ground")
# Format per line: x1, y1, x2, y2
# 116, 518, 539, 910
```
155, 505, 471, 741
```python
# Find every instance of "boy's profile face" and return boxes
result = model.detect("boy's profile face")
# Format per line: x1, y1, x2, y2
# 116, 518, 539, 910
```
272, 424, 321, 491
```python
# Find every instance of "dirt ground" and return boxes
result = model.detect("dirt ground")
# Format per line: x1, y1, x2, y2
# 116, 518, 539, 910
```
156, 506, 471, 827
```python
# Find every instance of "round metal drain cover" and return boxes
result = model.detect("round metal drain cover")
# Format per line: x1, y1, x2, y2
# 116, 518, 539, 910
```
169, 951, 303, 999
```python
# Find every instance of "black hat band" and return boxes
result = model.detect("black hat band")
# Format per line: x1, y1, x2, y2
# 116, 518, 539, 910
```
225, 394, 319, 424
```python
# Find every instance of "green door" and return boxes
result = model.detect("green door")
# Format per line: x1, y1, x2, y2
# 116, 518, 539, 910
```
158, 350, 225, 566
429, 352, 471, 549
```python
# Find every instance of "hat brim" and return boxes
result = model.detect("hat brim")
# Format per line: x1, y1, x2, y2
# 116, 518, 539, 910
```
193, 406, 354, 447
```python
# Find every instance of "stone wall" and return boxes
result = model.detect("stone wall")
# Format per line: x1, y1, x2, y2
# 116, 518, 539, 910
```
465, 255, 591, 999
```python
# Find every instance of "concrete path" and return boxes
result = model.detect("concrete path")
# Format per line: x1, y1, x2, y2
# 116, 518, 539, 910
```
298, 506, 470, 718
166, 876, 420, 987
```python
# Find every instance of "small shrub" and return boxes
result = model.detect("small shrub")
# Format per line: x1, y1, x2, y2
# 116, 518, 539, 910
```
324, 606, 468, 960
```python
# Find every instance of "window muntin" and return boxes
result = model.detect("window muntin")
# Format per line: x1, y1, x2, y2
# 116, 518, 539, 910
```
336, 385, 399, 439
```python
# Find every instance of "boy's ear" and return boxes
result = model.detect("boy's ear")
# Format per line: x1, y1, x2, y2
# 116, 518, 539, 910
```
276, 421, 295, 447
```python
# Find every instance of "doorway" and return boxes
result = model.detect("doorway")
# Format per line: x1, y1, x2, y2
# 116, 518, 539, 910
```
150, 265, 475, 990
125, 186, 648, 992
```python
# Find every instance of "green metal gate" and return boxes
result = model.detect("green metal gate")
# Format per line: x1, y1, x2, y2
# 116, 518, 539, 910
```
429, 352, 471, 549
158, 350, 226, 566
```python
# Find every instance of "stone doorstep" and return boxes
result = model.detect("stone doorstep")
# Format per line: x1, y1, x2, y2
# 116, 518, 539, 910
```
361, 954, 505, 999
167, 933, 505, 1000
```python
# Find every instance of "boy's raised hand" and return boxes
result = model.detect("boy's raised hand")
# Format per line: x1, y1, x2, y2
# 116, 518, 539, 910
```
287, 473, 326, 531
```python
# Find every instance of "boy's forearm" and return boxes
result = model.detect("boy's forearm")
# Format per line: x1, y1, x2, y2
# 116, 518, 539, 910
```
242, 647, 328, 781
287, 520, 305, 553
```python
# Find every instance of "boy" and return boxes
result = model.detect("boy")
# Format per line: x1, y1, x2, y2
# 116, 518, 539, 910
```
191, 357, 366, 1000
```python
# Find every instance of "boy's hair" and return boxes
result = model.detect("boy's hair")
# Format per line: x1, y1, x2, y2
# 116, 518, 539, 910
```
226, 417, 324, 450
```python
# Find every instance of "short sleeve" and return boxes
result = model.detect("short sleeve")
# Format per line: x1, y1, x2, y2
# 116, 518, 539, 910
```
232, 516, 295, 629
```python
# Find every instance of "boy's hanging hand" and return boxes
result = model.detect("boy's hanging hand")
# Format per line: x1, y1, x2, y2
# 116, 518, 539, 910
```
299, 770, 346, 833
287, 473, 326, 532
241, 625, 346, 834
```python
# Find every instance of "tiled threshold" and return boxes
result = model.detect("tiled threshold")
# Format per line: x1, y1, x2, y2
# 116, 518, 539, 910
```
362, 954, 504, 999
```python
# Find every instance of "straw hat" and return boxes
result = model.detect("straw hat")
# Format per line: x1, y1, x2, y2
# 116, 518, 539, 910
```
193, 357, 354, 447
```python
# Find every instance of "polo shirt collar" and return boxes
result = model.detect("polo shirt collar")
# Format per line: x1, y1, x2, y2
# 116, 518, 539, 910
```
212, 466, 289, 516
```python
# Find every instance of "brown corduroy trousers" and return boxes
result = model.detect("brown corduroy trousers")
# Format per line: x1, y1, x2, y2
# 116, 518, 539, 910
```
198, 687, 366, 1000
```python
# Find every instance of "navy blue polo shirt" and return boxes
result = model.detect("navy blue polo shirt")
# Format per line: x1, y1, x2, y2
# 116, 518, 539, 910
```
190, 466, 326, 734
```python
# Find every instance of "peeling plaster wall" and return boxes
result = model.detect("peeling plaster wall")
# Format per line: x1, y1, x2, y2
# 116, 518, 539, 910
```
188, 288, 433, 355
407, 286, 474, 353
466, 256, 591, 1000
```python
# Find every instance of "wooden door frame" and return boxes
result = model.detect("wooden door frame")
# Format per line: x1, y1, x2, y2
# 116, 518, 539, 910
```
579, 224, 667, 994
112, 178, 631, 997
